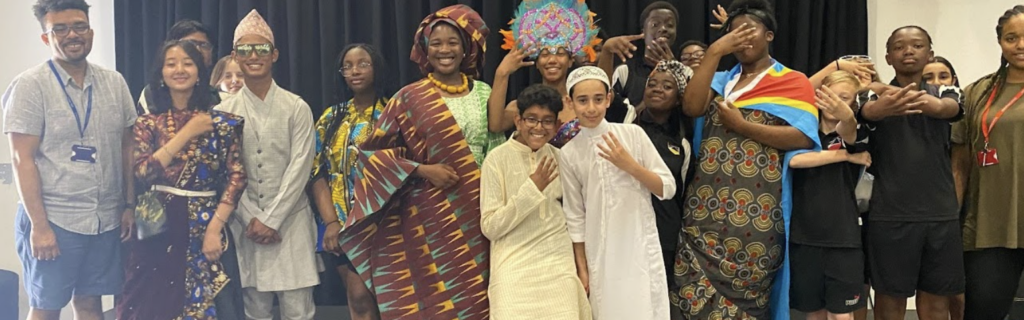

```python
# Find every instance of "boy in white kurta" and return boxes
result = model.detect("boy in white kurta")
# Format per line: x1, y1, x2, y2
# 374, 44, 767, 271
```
214, 10, 318, 320
559, 66, 677, 320
481, 84, 591, 320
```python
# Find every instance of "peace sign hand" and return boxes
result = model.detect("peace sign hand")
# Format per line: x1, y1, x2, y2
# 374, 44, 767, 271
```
497, 42, 536, 78
597, 132, 640, 172
816, 86, 855, 122
710, 5, 729, 29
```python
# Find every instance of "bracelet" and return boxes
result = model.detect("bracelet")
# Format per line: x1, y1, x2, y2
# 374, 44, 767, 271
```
835, 60, 841, 71
324, 220, 340, 226
214, 213, 228, 224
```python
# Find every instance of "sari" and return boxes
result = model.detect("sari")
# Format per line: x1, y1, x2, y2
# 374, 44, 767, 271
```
119, 110, 246, 319
673, 60, 819, 319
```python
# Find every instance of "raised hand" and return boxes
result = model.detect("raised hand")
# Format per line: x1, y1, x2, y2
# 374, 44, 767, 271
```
529, 156, 558, 191
708, 23, 757, 57
603, 34, 645, 63
816, 86, 856, 121
710, 5, 729, 29
496, 42, 536, 77
646, 37, 675, 64
838, 59, 877, 81
597, 132, 640, 172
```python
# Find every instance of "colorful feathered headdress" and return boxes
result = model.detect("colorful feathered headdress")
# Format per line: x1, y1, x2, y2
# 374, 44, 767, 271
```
500, 0, 602, 62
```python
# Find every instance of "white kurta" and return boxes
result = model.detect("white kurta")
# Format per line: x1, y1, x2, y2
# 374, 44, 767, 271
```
481, 138, 592, 320
215, 82, 319, 292
559, 120, 676, 320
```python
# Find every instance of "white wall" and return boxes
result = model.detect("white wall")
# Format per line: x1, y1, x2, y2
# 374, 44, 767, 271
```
868, 0, 1020, 87
0, 0, 116, 317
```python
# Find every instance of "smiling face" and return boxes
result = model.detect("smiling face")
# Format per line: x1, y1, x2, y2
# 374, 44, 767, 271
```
427, 22, 465, 76
679, 44, 706, 68
514, 105, 558, 150
233, 34, 278, 80
644, 71, 680, 112
162, 46, 199, 96
342, 47, 375, 94
885, 28, 933, 76
1000, 14, 1024, 72
644, 9, 677, 48
41, 9, 93, 64
567, 79, 611, 128
538, 48, 573, 83
218, 59, 244, 94
729, 15, 773, 64
923, 62, 955, 86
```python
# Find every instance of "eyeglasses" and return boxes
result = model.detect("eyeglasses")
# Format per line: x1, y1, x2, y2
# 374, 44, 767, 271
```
339, 62, 372, 76
47, 23, 91, 37
182, 39, 213, 51
235, 43, 274, 57
521, 117, 557, 129
680, 51, 705, 60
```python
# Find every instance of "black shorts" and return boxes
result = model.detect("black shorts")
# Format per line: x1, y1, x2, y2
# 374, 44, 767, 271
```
790, 243, 867, 314
866, 220, 965, 297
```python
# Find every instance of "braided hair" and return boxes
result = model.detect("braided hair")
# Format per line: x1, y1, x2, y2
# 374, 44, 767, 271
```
977, 5, 1024, 108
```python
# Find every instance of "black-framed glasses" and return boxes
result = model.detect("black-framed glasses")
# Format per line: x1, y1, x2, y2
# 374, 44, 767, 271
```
235, 43, 274, 57
182, 39, 213, 51
521, 117, 557, 129
47, 23, 91, 37
681, 51, 705, 60
339, 62, 372, 76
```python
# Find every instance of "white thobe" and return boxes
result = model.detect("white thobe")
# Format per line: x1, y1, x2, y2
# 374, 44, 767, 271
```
481, 138, 591, 320
559, 120, 676, 320
215, 82, 319, 292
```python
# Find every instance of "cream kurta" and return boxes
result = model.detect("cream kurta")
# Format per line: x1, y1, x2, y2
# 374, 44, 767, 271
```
560, 120, 675, 320
481, 138, 591, 320
215, 82, 319, 292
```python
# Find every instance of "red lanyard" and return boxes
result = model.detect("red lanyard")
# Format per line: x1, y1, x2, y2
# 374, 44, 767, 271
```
981, 85, 1024, 148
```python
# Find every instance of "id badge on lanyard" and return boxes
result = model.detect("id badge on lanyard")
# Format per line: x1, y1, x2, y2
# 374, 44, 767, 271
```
978, 85, 1024, 167
48, 60, 96, 164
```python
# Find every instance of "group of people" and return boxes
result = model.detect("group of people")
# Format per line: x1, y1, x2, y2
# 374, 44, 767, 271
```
5, 0, 1024, 319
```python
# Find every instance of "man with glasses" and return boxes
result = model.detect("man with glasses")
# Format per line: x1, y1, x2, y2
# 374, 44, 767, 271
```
214, 9, 319, 320
137, 19, 222, 114
3, 0, 137, 319
677, 40, 707, 69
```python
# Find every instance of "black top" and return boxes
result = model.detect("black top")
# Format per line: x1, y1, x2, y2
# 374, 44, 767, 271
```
636, 109, 688, 253
856, 78, 964, 222
607, 58, 654, 123
791, 128, 869, 248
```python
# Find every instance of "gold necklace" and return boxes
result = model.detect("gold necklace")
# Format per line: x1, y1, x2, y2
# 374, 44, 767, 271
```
428, 73, 469, 94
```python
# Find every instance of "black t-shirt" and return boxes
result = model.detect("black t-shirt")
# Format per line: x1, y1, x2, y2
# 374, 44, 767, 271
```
636, 109, 688, 254
856, 79, 964, 222
791, 128, 869, 248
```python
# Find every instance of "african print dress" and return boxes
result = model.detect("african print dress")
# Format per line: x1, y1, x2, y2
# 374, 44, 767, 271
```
673, 61, 819, 320
340, 79, 504, 319
310, 99, 384, 251
119, 110, 246, 320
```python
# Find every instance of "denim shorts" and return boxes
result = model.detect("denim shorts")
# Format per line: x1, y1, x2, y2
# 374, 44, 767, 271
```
14, 204, 123, 310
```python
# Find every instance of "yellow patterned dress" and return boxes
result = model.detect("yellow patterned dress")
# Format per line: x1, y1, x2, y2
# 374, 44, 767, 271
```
310, 99, 384, 251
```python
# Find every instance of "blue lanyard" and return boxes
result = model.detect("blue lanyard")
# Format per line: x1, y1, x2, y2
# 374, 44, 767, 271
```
47, 60, 93, 139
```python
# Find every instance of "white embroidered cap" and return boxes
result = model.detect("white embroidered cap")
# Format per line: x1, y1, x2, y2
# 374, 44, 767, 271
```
566, 66, 610, 93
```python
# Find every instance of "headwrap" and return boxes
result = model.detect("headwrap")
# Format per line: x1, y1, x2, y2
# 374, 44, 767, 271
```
648, 60, 694, 94
234, 9, 274, 45
500, 0, 603, 62
566, 66, 610, 93
411, 5, 489, 78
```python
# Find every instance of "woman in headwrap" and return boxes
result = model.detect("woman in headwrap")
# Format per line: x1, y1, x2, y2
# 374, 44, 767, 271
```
635, 60, 693, 299
338, 5, 502, 319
